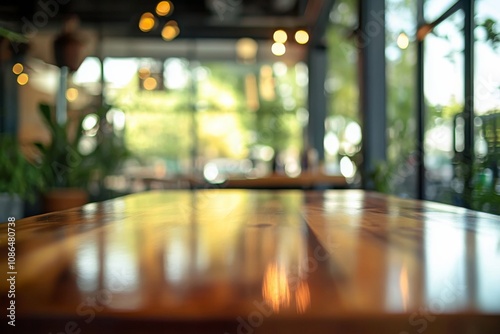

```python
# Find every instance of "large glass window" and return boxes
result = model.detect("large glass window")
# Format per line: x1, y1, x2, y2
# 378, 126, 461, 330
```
325, 0, 361, 182
424, 0, 458, 22
423, 10, 465, 205
102, 56, 307, 188
384, 0, 418, 197
472, 0, 500, 213
104, 57, 193, 179
416, 0, 500, 213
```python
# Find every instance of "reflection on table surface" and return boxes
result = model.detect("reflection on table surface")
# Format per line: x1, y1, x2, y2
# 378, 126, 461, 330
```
1, 190, 499, 333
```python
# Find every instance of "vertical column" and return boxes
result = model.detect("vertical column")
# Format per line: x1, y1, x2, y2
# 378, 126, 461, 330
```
463, 0, 475, 208
359, 0, 386, 189
0, 59, 19, 135
416, 0, 426, 200
307, 45, 327, 163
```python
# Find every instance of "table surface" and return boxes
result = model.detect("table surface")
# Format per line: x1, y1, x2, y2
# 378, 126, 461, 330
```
222, 173, 347, 189
1, 190, 500, 333
141, 172, 347, 190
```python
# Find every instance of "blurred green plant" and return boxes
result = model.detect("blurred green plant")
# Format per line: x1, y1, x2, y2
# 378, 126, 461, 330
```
0, 135, 45, 202
35, 103, 131, 191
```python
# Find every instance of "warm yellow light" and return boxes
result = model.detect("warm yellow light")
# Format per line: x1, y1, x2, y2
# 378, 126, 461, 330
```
236, 38, 258, 62
162, 26, 176, 40
259, 65, 275, 101
295, 30, 309, 44
271, 42, 286, 56
12, 63, 24, 75
139, 12, 156, 32
273, 29, 287, 43
138, 68, 151, 79
245, 74, 259, 111
161, 21, 180, 41
143, 77, 158, 90
66, 88, 79, 102
156, 1, 173, 16
397, 32, 410, 49
17, 73, 29, 85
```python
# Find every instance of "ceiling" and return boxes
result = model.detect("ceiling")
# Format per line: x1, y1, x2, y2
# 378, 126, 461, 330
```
0, 0, 334, 42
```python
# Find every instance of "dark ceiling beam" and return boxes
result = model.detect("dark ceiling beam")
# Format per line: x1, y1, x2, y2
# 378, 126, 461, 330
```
91, 22, 307, 41
1, 0, 317, 41
308, 0, 335, 46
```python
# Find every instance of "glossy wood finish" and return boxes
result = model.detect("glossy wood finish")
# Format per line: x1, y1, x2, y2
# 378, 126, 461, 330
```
222, 173, 347, 189
140, 172, 347, 190
1, 190, 499, 333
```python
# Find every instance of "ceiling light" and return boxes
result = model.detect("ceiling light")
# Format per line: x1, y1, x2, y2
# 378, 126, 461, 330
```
143, 77, 158, 90
139, 12, 156, 32
12, 63, 24, 75
295, 30, 309, 44
273, 30, 287, 43
156, 1, 173, 16
17, 73, 29, 85
66, 88, 79, 102
161, 21, 180, 41
236, 38, 258, 62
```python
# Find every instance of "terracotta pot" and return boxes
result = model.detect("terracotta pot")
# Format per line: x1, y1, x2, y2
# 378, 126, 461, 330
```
43, 188, 88, 213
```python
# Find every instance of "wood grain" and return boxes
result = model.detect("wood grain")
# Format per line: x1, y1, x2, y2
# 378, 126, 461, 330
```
1, 190, 499, 333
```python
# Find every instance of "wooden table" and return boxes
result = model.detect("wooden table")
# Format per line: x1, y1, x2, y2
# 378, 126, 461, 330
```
222, 173, 347, 189
1, 190, 499, 333
141, 172, 347, 190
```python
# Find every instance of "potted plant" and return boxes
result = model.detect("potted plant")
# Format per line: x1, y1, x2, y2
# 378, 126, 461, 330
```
35, 103, 130, 212
0, 135, 45, 221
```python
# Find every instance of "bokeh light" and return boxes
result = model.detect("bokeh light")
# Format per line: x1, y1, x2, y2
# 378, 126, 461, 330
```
273, 30, 287, 43
17, 73, 29, 85
66, 87, 79, 102
397, 32, 410, 49
271, 43, 286, 56
12, 63, 24, 75
139, 12, 156, 32
161, 21, 180, 41
143, 77, 158, 90
295, 30, 309, 44
156, 1, 173, 16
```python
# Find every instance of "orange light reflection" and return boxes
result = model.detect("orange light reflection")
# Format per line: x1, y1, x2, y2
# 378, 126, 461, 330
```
262, 263, 290, 312
295, 280, 311, 313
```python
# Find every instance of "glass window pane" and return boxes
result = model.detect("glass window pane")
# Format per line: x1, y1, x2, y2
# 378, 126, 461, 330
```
325, 0, 361, 181
473, 0, 500, 213
423, 10, 464, 205
195, 61, 306, 179
103, 57, 193, 188
424, 0, 459, 23
384, 0, 417, 197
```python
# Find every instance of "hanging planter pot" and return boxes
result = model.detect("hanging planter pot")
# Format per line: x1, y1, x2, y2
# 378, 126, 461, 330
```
53, 32, 86, 72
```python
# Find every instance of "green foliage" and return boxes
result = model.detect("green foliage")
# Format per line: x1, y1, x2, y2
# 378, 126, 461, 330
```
35, 103, 130, 190
478, 18, 500, 49
326, 0, 359, 121
255, 99, 298, 152
35, 103, 89, 188
0, 135, 45, 202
